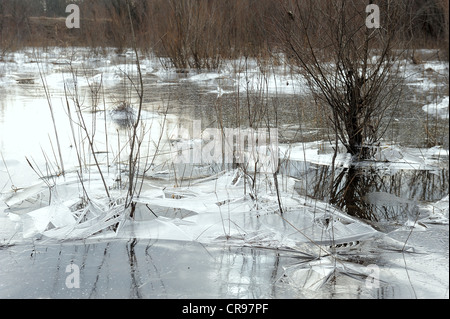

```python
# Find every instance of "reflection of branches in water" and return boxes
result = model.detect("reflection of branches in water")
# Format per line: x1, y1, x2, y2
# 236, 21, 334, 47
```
89, 243, 110, 298
51, 245, 63, 295
298, 164, 448, 223
217, 246, 236, 297
271, 253, 281, 298
402, 251, 418, 299
331, 167, 377, 221
144, 240, 167, 296
215, 246, 289, 298
127, 238, 142, 299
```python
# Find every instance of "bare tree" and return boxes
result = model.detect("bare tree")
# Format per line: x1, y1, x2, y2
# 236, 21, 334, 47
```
275, 0, 408, 160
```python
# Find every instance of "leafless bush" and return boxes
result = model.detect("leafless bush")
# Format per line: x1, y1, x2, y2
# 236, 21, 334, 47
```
274, 0, 409, 160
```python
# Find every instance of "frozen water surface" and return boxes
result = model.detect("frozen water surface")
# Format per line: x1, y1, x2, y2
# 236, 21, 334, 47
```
0, 48, 448, 299
0, 225, 447, 299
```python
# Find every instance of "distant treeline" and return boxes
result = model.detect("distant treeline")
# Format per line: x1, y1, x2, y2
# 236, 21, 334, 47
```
1, 0, 448, 64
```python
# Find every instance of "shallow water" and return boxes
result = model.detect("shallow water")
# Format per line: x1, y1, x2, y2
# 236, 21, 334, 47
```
0, 224, 447, 299
0, 48, 448, 299
289, 164, 449, 229
0, 239, 299, 299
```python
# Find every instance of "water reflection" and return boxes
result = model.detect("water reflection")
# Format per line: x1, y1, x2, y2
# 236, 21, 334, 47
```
0, 49, 448, 300
1, 230, 447, 298
127, 238, 142, 299
291, 163, 449, 228
0, 240, 300, 299
88, 243, 110, 298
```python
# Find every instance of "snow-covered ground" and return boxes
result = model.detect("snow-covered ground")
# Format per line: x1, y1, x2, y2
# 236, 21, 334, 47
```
0, 48, 448, 299
422, 96, 449, 120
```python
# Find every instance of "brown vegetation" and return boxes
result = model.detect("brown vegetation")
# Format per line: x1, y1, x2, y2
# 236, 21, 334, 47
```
1, 0, 448, 64
274, 0, 410, 159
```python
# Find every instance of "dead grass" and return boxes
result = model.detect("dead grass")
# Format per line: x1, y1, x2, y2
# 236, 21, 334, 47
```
1, 0, 448, 64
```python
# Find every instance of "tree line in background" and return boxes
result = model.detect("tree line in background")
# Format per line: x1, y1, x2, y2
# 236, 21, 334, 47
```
1, 0, 449, 64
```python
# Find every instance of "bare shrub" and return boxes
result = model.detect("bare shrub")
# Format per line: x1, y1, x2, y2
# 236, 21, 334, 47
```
274, 0, 409, 160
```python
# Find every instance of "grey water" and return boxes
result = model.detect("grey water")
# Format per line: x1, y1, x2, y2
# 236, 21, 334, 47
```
0, 231, 444, 299
0, 50, 448, 299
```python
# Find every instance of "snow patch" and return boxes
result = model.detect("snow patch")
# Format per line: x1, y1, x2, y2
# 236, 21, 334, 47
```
422, 96, 449, 120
